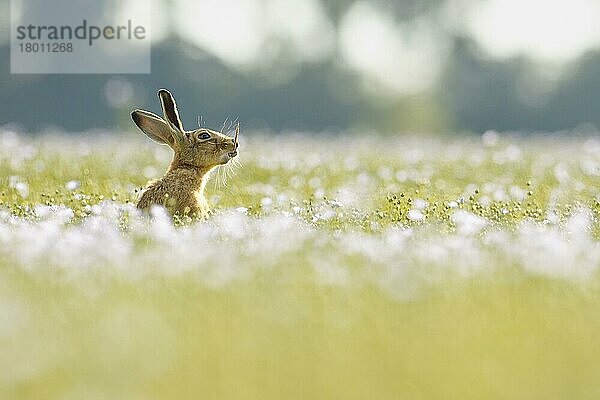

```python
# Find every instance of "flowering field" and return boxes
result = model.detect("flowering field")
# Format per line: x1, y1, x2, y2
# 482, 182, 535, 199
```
2, 129, 600, 399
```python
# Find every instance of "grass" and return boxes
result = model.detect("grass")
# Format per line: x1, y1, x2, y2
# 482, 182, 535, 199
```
2, 129, 600, 399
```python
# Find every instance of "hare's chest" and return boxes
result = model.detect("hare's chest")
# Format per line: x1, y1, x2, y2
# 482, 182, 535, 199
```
166, 191, 206, 217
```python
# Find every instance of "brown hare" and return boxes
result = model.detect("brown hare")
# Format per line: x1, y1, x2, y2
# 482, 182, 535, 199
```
131, 89, 239, 217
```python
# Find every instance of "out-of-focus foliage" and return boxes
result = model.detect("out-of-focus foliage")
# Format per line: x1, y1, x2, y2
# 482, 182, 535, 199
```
1, 0, 600, 133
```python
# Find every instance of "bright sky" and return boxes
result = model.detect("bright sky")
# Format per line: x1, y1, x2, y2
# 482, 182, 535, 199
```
162, 0, 600, 94
338, 1, 442, 95
174, 0, 334, 67
467, 0, 600, 63
9, 0, 600, 85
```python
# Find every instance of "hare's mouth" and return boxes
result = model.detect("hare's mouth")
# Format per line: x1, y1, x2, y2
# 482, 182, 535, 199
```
228, 150, 238, 158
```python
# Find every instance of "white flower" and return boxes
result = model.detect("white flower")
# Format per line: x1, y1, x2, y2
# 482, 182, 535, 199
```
413, 198, 428, 210
451, 210, 487, 236
65, 180, 80, 191
407, 209, 424, 221
15, 182, 29, 199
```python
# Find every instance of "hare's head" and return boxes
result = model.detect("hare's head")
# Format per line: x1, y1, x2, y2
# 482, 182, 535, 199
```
131, 89, 239, 170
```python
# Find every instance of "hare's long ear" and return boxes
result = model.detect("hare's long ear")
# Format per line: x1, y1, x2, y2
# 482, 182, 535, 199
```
131, 109, 176, 148
158, 89, 184, 133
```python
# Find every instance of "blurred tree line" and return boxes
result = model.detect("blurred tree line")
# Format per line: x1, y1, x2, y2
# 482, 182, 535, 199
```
1, 0, 600, 134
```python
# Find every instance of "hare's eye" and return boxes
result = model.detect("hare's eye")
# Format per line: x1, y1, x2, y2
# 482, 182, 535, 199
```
197, 132, 210, 140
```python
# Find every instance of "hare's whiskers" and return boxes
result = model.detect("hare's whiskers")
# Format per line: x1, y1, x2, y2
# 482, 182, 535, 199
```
225, 163, 234, 181
221, 117, 230, 134
220, 165, 228, 187
212, 166, 222, 190
233, 155, 242, 170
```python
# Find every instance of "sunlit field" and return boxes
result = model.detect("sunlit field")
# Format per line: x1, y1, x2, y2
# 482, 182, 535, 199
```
2, 128, 600, 399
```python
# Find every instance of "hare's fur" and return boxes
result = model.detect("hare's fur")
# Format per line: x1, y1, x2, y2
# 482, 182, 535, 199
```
131, 89, 238, 217
137, 165, 211, 216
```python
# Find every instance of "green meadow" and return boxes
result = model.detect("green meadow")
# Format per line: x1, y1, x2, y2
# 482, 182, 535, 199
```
2, 130, 600, 399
